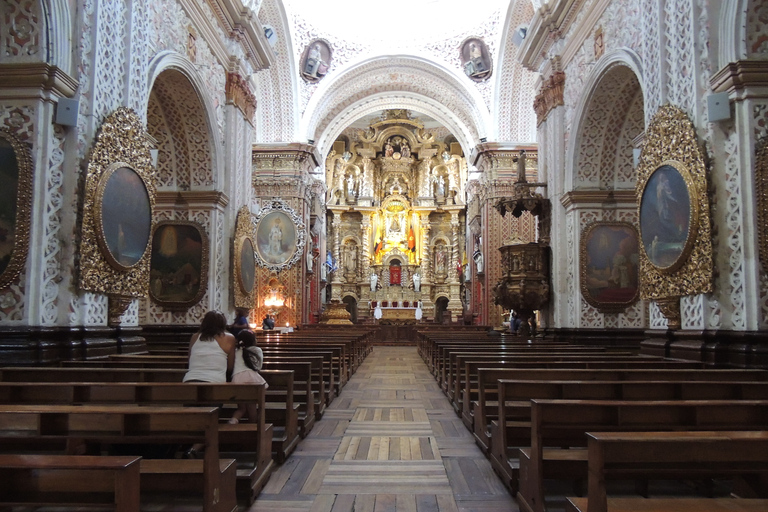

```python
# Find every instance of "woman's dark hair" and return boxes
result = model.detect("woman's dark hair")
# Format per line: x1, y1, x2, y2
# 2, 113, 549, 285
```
199, 310, 227, 338
236, 329, 262, 371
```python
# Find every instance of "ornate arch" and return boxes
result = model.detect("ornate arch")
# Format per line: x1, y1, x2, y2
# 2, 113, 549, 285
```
492, 0, 538, 142
45, 0, 74, 74
303, 56, 491, 158
718, 0, 749, 67
146, 52, 221, 191
567, 49, 645, 192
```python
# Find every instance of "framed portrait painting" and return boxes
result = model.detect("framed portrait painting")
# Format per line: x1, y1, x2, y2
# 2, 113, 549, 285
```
94, 162, 153, 271
0, 128, 32, 291
149, 221, 208, 308
238, 236, 256, 294
253, 198, 306, 272
580, 222, 639, 312
638, 161, 698, 273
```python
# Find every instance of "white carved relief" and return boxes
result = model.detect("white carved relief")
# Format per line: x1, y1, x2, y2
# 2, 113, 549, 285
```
664, 0, 696, 119
649, 300, 668, 329
641, 0, 662, 125
40, 124, 67, 326
747, 0, 768, 57
93, 1, 127, 123
580, 298, 603, 328
76, 0, 96, 161
128, 0, 150, 117
620, 301, 645, 329
1, 0, 42, 62
254, 0, 297, 143
723, 125, 746, 330
120, 299, 140, 327
71, 293, 108, 327
681, 294, 705, 330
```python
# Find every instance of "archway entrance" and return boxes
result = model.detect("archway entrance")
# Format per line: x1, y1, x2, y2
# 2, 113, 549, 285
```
342, 296, 358, 323
435, 297, 449, 324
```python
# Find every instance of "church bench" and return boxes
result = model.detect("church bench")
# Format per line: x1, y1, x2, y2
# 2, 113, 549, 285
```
516, 399, 768, 512
566, 497, 768, 512
262, 354, 328, 416
564, 430, 768, 512
251, 342, 348, 392
490, 379, 768, 491
441, 347, 632, 395
256, 337, 355, 382
451, 354, 697, 415
0, 381, 274, 503
0, 405, 238, 512
471, 367, 768, 456
260, 369, 300, 463
466, 365, 752, 443
0, 454, 141, 511
262, 361, 316, 437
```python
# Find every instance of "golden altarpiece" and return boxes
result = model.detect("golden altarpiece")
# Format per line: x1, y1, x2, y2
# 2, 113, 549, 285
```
325, 111, 467, 323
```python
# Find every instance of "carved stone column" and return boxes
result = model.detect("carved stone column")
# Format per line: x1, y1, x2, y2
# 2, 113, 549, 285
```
420, 212, 432, 283
450, 214, 460, 284
331, 215, 342, 300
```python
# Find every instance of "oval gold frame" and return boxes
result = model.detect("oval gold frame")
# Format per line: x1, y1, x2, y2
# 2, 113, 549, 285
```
237, 235, 256, 294
93, 162, 153, 271
0, 129, 33, 290
638, 160, 699, 274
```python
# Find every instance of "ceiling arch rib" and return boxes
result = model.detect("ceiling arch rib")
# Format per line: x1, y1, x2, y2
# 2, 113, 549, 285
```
318, 93, 476, 160
302, 55, 491, 157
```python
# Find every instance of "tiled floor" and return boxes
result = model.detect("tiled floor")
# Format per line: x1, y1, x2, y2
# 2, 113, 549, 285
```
247, 345, 517, 512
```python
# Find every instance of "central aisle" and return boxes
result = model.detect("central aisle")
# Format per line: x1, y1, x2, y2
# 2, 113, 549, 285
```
249, 346, 517, 512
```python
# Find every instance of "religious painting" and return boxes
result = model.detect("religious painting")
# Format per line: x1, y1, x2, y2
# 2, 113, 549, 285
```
95, 163, 153, 271
239, 236, 256, 294
639, 161, 698, 273
460, 37, 492, 82
580, 222, 639, 312
0, 129, 32, 290
300, 39, 332, 83
149, 221, 208, 308
253, 198, 306, 272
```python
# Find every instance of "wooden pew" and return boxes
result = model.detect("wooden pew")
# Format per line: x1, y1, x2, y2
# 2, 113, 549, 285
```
0, 405, 238, 512
566, 430, 768, 512
0, 366, 299, 468
0, 454, 141, 511
516, 399, 768, 512
0, 381, 274, 503
261, 361, 315, 437
491, 379, 768, 491
471, 367, 768, 455
260, 369, 300, 463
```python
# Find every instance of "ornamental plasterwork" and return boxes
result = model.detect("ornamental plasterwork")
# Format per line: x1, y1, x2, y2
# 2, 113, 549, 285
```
79, 108, 156, 317
252, 198, 306, 273
1, 0, 42, 63
636, 105, 712, 328
252, 0, 297, 142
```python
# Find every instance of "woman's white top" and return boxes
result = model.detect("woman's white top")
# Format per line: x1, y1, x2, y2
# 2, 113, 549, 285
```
233, 346, 264, 374
183, 336, 228, 383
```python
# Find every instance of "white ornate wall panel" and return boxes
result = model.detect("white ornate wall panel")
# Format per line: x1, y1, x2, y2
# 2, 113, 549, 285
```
128, 0, 150, 117
92, 1, 128, 123
495, 0, 537, 142
663, 0, 696, 119
253, 0, 298, 142
1, 0, 43, 63
641, 0, 662, 125
746, 0, 768, 58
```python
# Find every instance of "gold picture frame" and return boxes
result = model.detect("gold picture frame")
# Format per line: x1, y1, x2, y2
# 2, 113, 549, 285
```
79, 107, 156, 298
757, 136, 768, 274
638, 161, 699, 274
635, 105, 712, 309
233, 206, 257, 308
0, 128, 33, 291
149, 220, 209, 310
580, 222, 639, 313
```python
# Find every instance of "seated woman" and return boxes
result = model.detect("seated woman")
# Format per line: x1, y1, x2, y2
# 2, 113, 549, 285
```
183, 310, 236, 457
228, 330, 268, 424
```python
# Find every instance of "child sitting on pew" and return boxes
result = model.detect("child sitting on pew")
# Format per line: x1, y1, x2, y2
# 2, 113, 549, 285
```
228, 329, 268, 424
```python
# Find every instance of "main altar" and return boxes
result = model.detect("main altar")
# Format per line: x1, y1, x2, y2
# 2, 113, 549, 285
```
323, 110, 467, 324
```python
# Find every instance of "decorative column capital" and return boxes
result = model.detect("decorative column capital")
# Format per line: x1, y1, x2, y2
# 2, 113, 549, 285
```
533, 71, 565, 126
226, 72, 257, 124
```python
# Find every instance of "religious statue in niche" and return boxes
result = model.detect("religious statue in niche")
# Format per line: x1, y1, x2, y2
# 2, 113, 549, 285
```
300, 40, 332, 83
460, 38, 492, 81
435, 244, 448, 275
